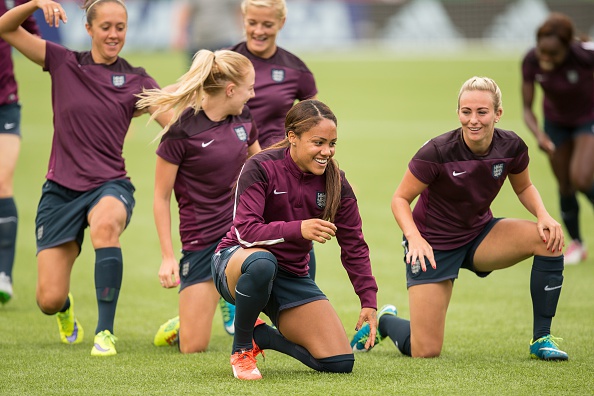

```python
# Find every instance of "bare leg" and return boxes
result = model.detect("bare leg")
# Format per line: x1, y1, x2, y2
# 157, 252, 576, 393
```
278, 299, 352, 358
408, 281, 452, 358
36, 241, 79, 314
178, 280, 220, 353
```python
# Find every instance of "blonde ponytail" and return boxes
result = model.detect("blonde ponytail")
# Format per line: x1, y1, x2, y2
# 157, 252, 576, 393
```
136, 49, 252, 140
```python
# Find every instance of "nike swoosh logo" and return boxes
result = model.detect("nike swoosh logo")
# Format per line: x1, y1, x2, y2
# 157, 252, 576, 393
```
273, 189, 287, 195
4, 122, 15, 130
202, 139, 214, 147
93, 342, 110, 352
452, 171, 466, 176
544, 285, 562, 291
66, 322, 79, 343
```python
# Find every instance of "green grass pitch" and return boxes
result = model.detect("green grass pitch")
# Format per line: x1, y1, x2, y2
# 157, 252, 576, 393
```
1, 49, 593, 395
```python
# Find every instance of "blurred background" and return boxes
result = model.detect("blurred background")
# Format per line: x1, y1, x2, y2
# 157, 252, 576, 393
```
34, 0, 594, 54
4, 2, 593, 393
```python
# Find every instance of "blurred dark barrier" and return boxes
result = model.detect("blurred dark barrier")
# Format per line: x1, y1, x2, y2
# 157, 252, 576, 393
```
32, 0, 594, 52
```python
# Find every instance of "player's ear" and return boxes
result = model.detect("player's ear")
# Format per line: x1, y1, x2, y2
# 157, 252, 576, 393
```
287, 130, 296, 145
496, 107, 503, 120
226, 83, 235, 98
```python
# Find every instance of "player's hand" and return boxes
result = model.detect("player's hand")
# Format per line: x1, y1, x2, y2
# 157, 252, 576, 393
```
537, 214, 565, 253
354, 307, 377, 350
404, 235, 436, 272
158, 257, 180, 288
301, 218, 337, 244
37, 0, 67, 27
536, 133, 555, 157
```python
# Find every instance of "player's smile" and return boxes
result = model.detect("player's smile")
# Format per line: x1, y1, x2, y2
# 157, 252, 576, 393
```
289, 118, 337, 176
86, 2, 127, 65
244, 4, 285, 59
458, 90, 502, 155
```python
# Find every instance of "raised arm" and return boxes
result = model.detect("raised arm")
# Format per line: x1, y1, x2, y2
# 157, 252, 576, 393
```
0, 0, 66, 66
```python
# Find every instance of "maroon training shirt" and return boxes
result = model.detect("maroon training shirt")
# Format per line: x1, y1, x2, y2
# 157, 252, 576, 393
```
43, 41, 159, 191
156, 106, 258, 251
217, 147, 377, 309
522, 41, 594, 127
0, 0, 40, 106
409, 128, 529, 250
230, 42, 317, 149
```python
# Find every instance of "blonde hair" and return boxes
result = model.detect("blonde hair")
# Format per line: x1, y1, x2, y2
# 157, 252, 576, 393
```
136, 50, 253, 138
457, 76, 502, 112
241, 0, 287, 20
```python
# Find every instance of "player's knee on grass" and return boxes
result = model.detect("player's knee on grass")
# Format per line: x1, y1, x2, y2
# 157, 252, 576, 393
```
37, 292, 68, 315
318, 354, 355, 373
412, 339, 442, 358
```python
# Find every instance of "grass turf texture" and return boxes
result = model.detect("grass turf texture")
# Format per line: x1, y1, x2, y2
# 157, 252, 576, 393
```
1, 49, 592, 395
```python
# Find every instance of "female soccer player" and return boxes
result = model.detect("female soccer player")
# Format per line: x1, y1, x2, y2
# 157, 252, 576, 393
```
522, 12, 594, 265
212, 99, 378, 380
350, 76, 568, 361
231, 0, 317, 149
136, 49, 259, 353
232, 0, 320, 280
0, 0, 169, 355
0, 0, 39, 305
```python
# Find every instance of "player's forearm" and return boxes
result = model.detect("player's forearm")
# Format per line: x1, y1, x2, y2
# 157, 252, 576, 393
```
517, 184, 548, 219
391, 196, 420, 240
0, 1, 38, 35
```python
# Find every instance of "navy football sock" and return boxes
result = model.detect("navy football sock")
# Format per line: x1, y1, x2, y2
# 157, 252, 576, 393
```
59, 295, 71, 313
560, 194, 580, 241
380, 315, 412, 356
531, 255, 564, 340
0, 197, 18, 277
253, 324, 354, 372
232, 251, 277, 353
94, 247, 123, 334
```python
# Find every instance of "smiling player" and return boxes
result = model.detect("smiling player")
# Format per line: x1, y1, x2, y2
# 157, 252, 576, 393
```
136, 49, 260, 354
351, 76, 569, 362
0, 0, 170, 355
211, 99, 377, 380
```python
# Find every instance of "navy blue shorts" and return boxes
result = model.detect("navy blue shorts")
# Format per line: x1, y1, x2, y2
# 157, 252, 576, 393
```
178, 240, 220, 292
212, 246, 327, 327
544, 119, 594, 148
403, 218, 502, 288
0, 103, 21, 136
35, 179, 135, 253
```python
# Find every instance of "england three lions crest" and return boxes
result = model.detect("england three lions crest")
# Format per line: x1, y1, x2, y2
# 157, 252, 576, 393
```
566, 70, 578, 84
234, 126, 247, 141
316, 192, 326, 209
112, 75, 126, 88
492, 162, 505, 179
271, 69, 285, 83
